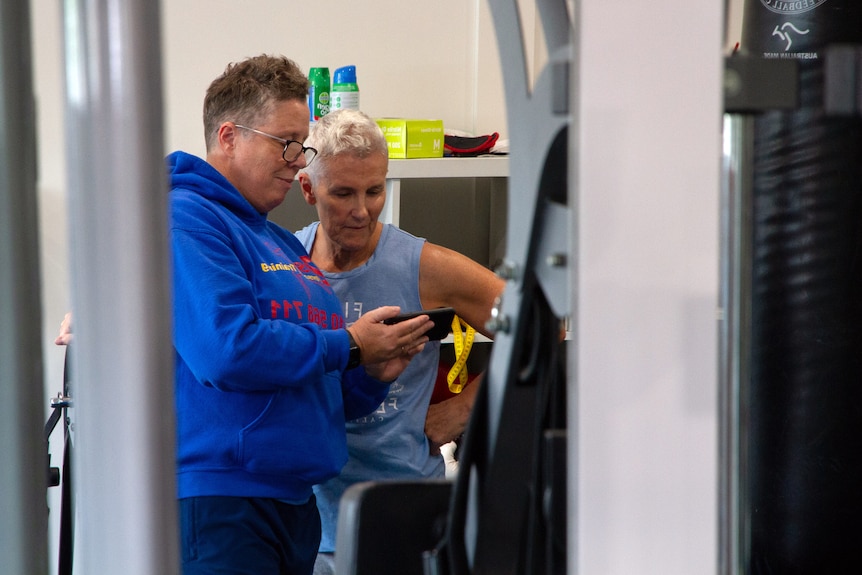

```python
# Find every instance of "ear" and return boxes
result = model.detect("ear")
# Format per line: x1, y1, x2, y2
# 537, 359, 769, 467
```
217, 122, 239, 156
298, 173, 317, 205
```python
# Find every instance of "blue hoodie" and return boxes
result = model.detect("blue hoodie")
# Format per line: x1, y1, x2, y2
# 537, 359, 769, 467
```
168, 150, 389, 502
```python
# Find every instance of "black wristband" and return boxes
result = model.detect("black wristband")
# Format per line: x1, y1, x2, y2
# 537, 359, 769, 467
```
346, 330, 361, 370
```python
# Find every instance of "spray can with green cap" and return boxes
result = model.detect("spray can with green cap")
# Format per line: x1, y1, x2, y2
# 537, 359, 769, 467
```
330, 65, 359, 112
308, 67, 330, 122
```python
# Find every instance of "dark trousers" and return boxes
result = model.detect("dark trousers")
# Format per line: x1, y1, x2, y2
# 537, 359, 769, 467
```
180, 495, 321, 575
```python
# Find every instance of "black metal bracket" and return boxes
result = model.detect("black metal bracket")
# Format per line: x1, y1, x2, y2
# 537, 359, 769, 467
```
724, 54, 799, 113
725, 46, 862, 116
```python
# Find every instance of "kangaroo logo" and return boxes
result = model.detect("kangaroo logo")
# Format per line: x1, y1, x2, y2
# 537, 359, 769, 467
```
772, 22, 810, 51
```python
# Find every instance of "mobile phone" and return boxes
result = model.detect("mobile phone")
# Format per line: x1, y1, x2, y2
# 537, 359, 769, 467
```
383, 307, 456, 341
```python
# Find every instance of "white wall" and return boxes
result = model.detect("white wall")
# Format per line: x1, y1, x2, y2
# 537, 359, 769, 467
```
160, 2, 512, 159
727, 0, 745, 50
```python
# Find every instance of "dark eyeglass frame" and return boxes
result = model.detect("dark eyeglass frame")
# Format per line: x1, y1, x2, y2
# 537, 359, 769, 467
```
234, 124, 318, 165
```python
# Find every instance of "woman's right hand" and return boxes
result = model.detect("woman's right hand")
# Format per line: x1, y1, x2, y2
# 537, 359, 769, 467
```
348, 306, 433, 364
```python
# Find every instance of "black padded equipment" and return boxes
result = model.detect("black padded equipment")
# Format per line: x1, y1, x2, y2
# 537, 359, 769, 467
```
334, 480, 452, 575
741, 1, 862, 572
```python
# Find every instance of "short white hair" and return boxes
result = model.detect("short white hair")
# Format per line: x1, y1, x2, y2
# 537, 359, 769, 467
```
304, 109, 388, 179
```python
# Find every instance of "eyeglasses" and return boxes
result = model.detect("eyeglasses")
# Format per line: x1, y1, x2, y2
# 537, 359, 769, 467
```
234, 124, 318, 165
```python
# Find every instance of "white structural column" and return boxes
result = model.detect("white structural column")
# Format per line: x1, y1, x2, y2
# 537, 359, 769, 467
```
577, 1, 722, 574
61, 0, 179, 573
0, 0, 48, 573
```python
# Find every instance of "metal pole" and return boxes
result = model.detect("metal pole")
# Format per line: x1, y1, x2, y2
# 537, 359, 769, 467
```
0, 0, 48, 572
61, 0, 178, 572
568, 5, 580, 575
718, 113, 753, 575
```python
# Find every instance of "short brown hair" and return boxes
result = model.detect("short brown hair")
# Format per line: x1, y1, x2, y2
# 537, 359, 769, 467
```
203, 54, 309, 150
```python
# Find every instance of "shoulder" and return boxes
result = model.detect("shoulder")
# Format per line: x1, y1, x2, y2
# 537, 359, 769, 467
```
375, 225, 424, 274
419, 241, 460, 268
381, 223, 425, 249
170, 188, 223, 230
294, 222, 319, 251
419, 241, 501, 291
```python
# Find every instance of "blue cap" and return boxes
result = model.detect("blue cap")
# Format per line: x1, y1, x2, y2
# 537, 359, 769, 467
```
333, 65, 356, 84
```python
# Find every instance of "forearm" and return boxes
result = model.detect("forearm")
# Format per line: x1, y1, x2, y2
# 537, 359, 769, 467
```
341, 367, 390, 420
424, 375, 481, 447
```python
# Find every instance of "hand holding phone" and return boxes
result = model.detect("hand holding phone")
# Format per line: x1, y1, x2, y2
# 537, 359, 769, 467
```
383, 307, 456, 341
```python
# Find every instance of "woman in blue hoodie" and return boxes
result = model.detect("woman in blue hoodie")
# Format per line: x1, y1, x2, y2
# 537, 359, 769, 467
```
168, 54, 433, 575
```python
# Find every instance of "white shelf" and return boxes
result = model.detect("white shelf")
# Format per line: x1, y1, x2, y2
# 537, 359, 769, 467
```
387, 156, 509, 179
383, 156, 508, 227
385, 156, 506, 348
442, 332, 492, 344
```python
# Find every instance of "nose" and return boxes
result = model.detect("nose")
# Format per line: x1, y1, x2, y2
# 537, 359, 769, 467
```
287, 154, 307, 169
352, 196, 370, 220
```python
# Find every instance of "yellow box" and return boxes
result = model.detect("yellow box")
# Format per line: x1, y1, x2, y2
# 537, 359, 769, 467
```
375, 118, 444, 159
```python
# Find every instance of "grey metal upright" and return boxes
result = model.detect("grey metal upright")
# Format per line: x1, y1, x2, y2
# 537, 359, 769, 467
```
0, 0, 48, 573
61, 0, 178, 572
446, 0, 574, 573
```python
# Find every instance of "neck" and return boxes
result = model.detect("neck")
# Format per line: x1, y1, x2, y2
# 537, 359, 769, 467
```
311, 222, 383, 273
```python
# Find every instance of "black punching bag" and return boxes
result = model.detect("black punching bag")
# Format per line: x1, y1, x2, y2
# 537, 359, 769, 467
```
741, 1, 862, 573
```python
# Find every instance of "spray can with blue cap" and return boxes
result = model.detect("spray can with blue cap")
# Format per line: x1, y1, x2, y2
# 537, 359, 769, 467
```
330, 65, 359, 112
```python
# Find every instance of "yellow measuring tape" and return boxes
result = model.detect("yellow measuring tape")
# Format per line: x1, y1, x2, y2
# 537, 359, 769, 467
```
446, 315, 476, 393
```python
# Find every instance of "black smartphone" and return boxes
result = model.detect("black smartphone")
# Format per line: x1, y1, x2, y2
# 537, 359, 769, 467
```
383, 307, 456, 341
